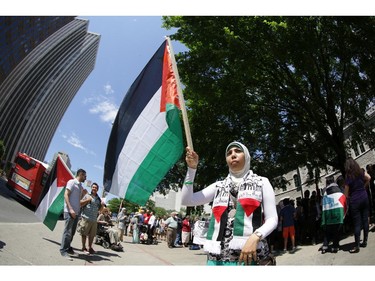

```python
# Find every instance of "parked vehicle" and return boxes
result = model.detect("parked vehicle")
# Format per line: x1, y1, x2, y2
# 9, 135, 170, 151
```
7, 152, 49, 208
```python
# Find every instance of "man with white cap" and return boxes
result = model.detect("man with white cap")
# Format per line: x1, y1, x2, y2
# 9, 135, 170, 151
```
164, 211, 179, 248
117, 207, 128, 242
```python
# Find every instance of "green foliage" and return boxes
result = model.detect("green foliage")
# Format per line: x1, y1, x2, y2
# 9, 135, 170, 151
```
106, 197, 170, 218
162, 16, 375, 183
106, 198, 122, 214
154, 206, 168, 218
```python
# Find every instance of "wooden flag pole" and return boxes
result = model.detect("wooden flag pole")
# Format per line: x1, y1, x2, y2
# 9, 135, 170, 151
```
166, 36, 194, 150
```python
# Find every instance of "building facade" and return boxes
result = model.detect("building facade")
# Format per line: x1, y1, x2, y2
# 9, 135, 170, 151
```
151, 189, 212, 215
0, 16, 100, 164
274, 106, 375, 204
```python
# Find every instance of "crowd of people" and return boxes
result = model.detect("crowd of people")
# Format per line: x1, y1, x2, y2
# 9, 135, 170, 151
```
58, 154, 375, 266
268, 159, 375, 255
119, 208, 199, 249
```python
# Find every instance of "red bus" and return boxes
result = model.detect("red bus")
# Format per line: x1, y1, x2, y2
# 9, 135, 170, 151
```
7, 152, 49, 208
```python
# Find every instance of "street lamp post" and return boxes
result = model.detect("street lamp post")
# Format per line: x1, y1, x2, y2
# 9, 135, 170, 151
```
297, 166, 304, 198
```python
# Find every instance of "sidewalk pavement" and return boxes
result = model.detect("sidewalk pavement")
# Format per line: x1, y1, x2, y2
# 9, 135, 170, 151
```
1, 218, 374, 266
0, 220, 207, 266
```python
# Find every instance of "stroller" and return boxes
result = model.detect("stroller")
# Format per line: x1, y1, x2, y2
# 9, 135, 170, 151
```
139, 225, 149, 244
139, 224, 158, 245
94, 224, 123, 251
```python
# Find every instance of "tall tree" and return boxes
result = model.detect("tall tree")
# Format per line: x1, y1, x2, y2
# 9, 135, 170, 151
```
162, 16, 375, 188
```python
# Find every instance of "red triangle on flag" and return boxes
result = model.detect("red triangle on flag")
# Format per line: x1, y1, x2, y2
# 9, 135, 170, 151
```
238, 198, 261, 217
338, 194, 347, 214
212, 206, 227, 223
160, 41, 181, 113
56, 157, 73, 188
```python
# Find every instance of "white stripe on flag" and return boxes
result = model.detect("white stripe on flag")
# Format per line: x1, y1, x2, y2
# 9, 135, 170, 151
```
35, 178, 58, 221
111, 87, 167, 198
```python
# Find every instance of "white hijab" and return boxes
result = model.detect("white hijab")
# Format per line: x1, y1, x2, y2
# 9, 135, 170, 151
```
225, 141, 251, 179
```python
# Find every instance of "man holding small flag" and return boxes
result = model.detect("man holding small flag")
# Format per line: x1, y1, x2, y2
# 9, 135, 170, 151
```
103, 37, 190, 206
34, 156, 87, 260
35, 155, 74, 231
59, 168, 87, 260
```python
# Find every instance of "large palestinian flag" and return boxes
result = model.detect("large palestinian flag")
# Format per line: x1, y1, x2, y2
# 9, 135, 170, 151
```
103, 39, 184, 206
35, 155, 73, 231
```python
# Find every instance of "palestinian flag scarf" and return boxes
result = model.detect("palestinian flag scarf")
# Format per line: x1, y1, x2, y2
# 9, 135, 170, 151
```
204, 171, 263, 254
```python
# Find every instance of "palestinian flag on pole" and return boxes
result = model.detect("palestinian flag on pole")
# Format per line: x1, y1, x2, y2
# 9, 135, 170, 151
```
35, 155, 73, 231
321, 184, 347, 226
103, 39, 184, 206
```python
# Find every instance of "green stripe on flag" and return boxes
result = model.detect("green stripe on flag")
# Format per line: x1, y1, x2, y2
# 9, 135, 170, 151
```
43, 187, 65, 231
233, 203, 245, 236
322, 207, 345, 225
125, 105, 183, 205
206, 215, 216, 240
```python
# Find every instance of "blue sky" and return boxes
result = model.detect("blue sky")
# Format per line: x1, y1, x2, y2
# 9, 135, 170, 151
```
44, 16, 187, 202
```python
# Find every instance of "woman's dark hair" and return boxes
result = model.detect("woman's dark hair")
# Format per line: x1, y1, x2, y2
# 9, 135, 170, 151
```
344, 157, 363, 179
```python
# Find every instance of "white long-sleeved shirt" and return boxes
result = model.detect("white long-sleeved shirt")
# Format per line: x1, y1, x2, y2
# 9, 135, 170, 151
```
181, 167, 278, 239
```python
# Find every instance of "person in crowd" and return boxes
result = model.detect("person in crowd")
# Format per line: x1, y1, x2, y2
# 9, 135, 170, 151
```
181, 215, 192, 247
280, 198, 296, 252
147, 211, 156, 244
159, 215, 167, 241
130, 212, 140, 243
117, 207, 128, 242
174, 213, 183, 247
301, 189, 311, 244
164, 212, 179, 248
97, 207, 122, 250
181, 141, 278, 265
320, 176, 347, 254
294, 198, 304, 246
309, 190, 322, 245
336, 175, 352, 234
268, 203, 282, 253
365, 164, 375, 230
344, 157, 371, 253
127, 213, 134, 237
78, 182, 103, 255
60, 168, 87, 260
143, 209, 151, 226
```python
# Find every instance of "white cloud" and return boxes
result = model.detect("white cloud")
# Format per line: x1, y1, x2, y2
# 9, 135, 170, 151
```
94, 164, 104, 170
89, 100, 118, 123
104, 83, 114, 95
84, 82, 119, 124
63, 132, 96, 156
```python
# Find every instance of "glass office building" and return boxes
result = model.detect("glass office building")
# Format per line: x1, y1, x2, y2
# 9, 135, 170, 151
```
0, 16, 100, 164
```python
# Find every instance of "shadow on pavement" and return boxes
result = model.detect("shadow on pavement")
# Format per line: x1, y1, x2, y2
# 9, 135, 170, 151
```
340, 241, 358, 253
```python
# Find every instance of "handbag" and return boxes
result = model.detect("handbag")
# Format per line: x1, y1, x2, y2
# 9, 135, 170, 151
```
256, 254, 277, 266
254, 238, 276, 266
250, 196, 276, 266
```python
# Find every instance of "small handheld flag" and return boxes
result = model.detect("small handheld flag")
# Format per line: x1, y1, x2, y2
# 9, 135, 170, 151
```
35, 155, 74, 231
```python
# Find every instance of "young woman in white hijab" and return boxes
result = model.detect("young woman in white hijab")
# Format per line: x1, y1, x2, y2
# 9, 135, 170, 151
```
181, 141, 278, 265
